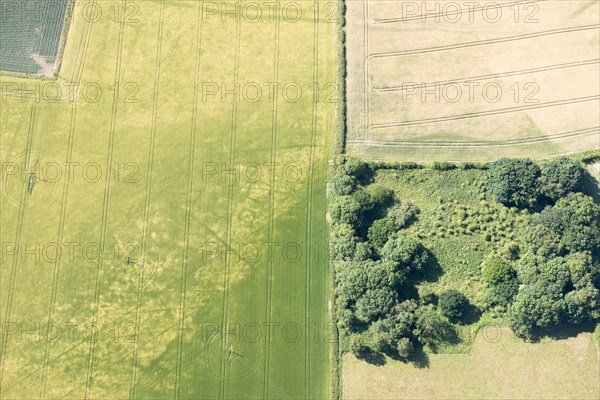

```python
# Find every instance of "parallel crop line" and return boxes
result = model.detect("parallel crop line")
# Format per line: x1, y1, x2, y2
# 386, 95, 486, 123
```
39, 102, 77, 399
128, 1, 166, 398
366, 24, 600, 59
0, 104, 38, 397
219, 7, 242, 400
304, 2, 320, 398
351, 127, 600, 148
369, 95, 600, 129
371, 59, 600, 93
262, 9, 281, 400
84, 2, 126, 396
173, 1, 204, 398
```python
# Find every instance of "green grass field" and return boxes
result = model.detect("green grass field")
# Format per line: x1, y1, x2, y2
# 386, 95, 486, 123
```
0, 1, 339, 398
343, 328, 600, 399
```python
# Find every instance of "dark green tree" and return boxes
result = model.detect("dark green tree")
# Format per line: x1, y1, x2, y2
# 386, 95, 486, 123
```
353, 242, 374, 261
328, 173, 357, 197
330, 223, 358, 261
348, 334, 368, 355
329, 195, 361, 226
482, 257, 517, 286
413, 305, 455, 351
487, 158, 541, 207
367, 217, 397, 250
340, 157, 374, 184
540, 157, 584, 200
507, 281, 565, 339
438, 290, 469, 322
564, 283, 600, 324
381, 232, 429, 273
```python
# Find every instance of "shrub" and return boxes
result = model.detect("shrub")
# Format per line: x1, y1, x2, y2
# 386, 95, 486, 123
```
482, 257, 516, 286
431, 161, 457, 170
387, 201, 420, 229
418, 286, 437, 305
396, 337, 414, 358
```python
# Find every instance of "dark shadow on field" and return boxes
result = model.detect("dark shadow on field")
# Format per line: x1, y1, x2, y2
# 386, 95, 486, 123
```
406, 347, 430, 369
355, 349, 386, 366
387, 343, 431, 369
581, 169, 600, 203
533, 322, 596, 342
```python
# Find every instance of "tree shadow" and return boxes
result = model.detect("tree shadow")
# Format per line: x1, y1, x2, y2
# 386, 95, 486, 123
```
581, 169, 600, 203
392, 341, 431, 368
416, 250, 444, 283
534, 322, 596, 341
384, 342, 431, 369
355, 348, 386, 366
406, 347, 430, 369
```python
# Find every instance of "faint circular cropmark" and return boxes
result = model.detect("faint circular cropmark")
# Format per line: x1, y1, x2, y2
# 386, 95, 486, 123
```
203, 322, 262, 381
481, 323, 502, 343
2, 150, 61, 210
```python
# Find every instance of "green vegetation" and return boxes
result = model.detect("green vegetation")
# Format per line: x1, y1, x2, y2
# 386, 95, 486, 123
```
329, 155, 600, 361
0, 0, 70, 75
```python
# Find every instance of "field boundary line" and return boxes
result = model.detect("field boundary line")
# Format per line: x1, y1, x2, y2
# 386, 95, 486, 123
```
128, 1, 166, 398
173, 1, 203, 398
0, 103, 39, 397
84, 1, 126, 396
368, 95, 600, 129
371, 59, 600, 92
350, 127, 600, 148
39, 102, 77, 399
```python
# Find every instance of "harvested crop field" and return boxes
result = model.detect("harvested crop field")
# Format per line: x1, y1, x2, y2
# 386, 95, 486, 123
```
345, 0, 600, 161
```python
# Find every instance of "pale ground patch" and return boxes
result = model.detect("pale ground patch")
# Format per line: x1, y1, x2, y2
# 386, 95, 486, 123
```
343, 328, 600, 399
345, 0, 600, 161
